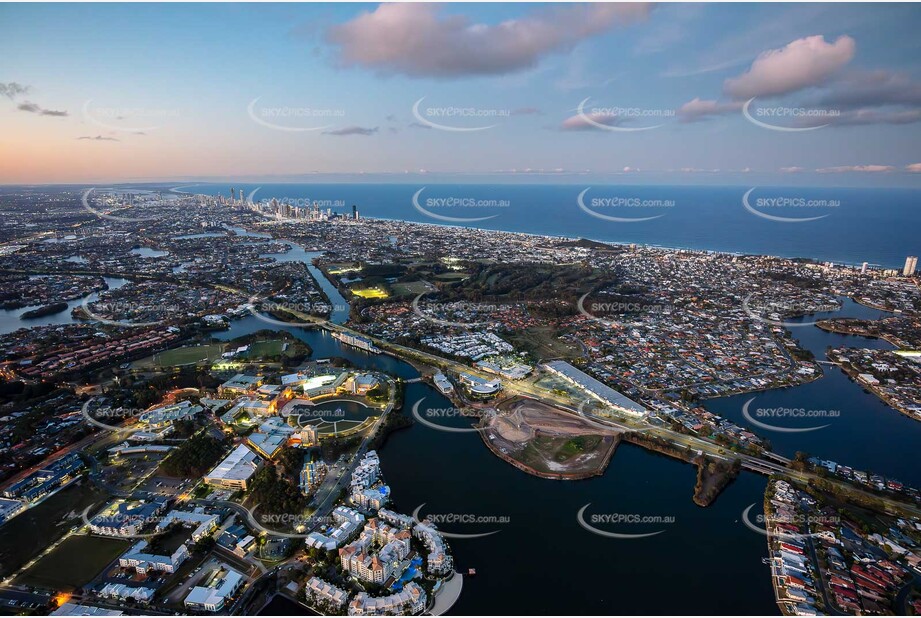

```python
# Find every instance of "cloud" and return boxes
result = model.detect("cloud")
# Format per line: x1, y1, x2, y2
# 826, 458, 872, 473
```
724, 35, 855, 99
326, 3, 652, 78
907, 163, 921, 173
408, 121, 432, 130
816, 165, 894, 173
77, 135, 119, 141
789, 69, 921, 126
0, 82, 30, 100
780, 166, 805, 173
323, 125, 379, 136
559, 111, 624, 131
812, 70, 921, 110
676, 97, 742, 122
814, 108, 921, 127
17, 101, 68, 116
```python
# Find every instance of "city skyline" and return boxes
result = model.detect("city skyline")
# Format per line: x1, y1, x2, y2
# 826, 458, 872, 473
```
2, 2, 921, 185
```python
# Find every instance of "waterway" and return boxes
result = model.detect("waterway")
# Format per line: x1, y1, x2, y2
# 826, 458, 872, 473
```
704, 297, 921, 486
130, 246, 169, 258
0, 276, 129, 336
212, 241, 920, 614
217, 244, 773, 612
258, 241, 351, 325
4, 234, 913, 614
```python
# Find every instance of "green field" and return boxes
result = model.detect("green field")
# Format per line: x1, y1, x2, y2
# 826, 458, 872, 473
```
433, 272, 470, 281
134, 343, 225, 368
0, 483, 111, 579
243, 340, 297, 359
14, 535, 130, 592
390, 281, 432, 297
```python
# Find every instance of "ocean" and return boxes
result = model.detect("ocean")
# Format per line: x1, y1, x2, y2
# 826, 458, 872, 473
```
177, 183, 921, 269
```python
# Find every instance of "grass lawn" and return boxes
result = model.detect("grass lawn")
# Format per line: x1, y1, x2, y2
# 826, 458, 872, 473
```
433, 272, 470, 281
134, 343, 225, 368
390, 281, 432, 297
0, 482, 110, 579
243, 339, 300, 359
14, 535, 130, 592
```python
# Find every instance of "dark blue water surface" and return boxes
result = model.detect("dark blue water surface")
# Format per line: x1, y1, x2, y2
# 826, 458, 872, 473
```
218, 316, 776, 615
182, 183, 920, 269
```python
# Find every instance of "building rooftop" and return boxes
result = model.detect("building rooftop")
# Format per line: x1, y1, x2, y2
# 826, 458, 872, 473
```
204, 444, 261, 484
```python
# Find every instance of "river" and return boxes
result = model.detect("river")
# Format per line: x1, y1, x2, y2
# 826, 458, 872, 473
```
0, 276, 129, 336
704, 297, 921, 486
3, 237, 910, 615
215, 232, 779, 614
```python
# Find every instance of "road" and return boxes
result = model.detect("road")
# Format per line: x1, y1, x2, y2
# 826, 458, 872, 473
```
296, 316, 921, 519
307, 376, 397, 524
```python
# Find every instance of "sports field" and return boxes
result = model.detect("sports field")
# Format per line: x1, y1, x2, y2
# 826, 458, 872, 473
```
14, 535, 131, 591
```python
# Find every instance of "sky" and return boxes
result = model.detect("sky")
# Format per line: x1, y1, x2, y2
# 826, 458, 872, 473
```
1, 2, 920, 186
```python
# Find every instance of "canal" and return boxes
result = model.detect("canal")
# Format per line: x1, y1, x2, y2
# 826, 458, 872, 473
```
704, 297, 921, 486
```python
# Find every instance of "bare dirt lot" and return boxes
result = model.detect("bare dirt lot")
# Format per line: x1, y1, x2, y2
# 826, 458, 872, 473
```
482, 398, 623, 479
